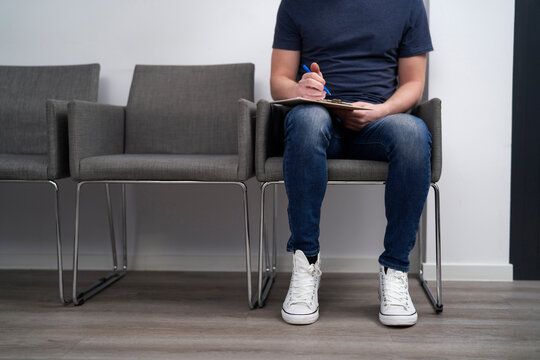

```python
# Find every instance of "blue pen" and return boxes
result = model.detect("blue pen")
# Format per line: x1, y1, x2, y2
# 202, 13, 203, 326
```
302, 64, 331, 95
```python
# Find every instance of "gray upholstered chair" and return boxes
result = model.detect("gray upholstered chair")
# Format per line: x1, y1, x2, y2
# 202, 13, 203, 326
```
0, 64, 100, 304
68, 63, 256, 306
255, 98, 443, 312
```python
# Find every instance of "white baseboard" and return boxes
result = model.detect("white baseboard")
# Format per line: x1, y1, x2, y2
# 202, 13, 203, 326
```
421, 262, 513, 281
0, 253, 513, 281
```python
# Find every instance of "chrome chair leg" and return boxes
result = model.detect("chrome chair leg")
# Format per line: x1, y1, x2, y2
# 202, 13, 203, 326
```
257, 182, 265, 306
418, 182, 443, 312
263, 218, 271, 273
105, 184, 118, 271
272, 185, 278, 272
72, 182, 126, 306
49, 180, 72, 304
433, 183, 443, 309
235, 182, 255, 309
257, 181, 277, 307
122, 184, 127, 271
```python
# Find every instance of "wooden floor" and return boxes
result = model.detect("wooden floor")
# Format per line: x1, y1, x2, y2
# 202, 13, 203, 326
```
0, 270, 539, 360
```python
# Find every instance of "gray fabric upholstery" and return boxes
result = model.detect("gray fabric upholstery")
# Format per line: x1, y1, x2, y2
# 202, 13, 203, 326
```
0, 64, 99, 155
0, 64, 100, 180
46, 100, 69, 178
79, 154, 240, 181
264, 157, 390, 182
125, 64, 254, 155
237, 99, 256, 180
256, 100, 287, 180
412, 98, 442, 182
69, 63, 255, 182
68, 101, 125, 181
0, 154, 48, 180
256, 98, 442, 183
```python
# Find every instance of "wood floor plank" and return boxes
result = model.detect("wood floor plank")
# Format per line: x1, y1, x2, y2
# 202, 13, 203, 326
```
0, 270, 539, 360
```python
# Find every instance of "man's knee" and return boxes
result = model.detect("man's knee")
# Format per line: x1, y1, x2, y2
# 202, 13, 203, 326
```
284, 104, 332, 141
383, 114, 432, 161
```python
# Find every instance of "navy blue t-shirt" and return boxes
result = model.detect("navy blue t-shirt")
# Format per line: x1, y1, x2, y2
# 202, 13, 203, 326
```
273, 0, 433, 104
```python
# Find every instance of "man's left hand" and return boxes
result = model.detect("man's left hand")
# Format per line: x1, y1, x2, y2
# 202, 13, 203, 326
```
333, 102, 390, 131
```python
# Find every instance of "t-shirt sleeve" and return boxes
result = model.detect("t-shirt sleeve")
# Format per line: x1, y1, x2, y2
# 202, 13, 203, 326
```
398, 0, 433, 58
272, 1, 301, 50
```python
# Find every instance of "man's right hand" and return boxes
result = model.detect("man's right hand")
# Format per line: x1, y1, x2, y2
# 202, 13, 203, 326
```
298, 62, 327, 100
271, 50, 327, 101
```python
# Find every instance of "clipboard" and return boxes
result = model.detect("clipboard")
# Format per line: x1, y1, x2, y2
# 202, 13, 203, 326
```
271, 97, 371, 110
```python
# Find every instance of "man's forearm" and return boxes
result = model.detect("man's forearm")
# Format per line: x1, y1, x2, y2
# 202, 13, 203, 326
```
384, 54, 427, 115
383, 80, 425, 115
270, 75, 300, 100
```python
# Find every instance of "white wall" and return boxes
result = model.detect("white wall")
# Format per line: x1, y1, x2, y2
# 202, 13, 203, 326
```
0, 0, 514, 280
425, 0, 514, 280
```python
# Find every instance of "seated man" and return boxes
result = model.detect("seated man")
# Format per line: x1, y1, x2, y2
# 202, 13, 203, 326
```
270, 0, 433, 326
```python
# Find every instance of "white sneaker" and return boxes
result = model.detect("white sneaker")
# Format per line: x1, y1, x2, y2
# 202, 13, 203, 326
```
379, 266, 418, 326
281, 250, 322, 325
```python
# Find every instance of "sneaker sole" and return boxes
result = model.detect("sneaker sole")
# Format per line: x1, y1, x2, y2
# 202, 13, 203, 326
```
379, 311, 418, 326
281, 308, 319, 325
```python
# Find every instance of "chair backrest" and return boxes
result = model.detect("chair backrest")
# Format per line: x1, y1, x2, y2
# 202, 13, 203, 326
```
125, 63, 254, 155
0, 64, 100, 155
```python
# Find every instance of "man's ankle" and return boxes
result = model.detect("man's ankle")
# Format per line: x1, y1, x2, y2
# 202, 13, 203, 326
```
306, 254, 318, 265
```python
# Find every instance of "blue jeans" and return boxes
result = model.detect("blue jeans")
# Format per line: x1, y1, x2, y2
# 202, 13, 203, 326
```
283, 104, 432, 272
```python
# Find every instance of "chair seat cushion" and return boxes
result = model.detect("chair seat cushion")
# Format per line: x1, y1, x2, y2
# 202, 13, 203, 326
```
78, 154, 243, 181
0, 154, 49, 180
262, 157, 390, 182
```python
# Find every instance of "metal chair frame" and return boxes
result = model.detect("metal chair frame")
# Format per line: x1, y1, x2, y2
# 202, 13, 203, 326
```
257, 180, 443, 313
0, 179, 72, 304
72, 180, 254, 308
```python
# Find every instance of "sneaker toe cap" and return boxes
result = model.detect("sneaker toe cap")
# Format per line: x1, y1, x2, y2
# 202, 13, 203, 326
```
283, 303, 317, 316
381, 305, 416, 316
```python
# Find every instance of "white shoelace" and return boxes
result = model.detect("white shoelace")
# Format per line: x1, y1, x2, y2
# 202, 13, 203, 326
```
382, 271, 410, 310
289, 264, 321, 306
